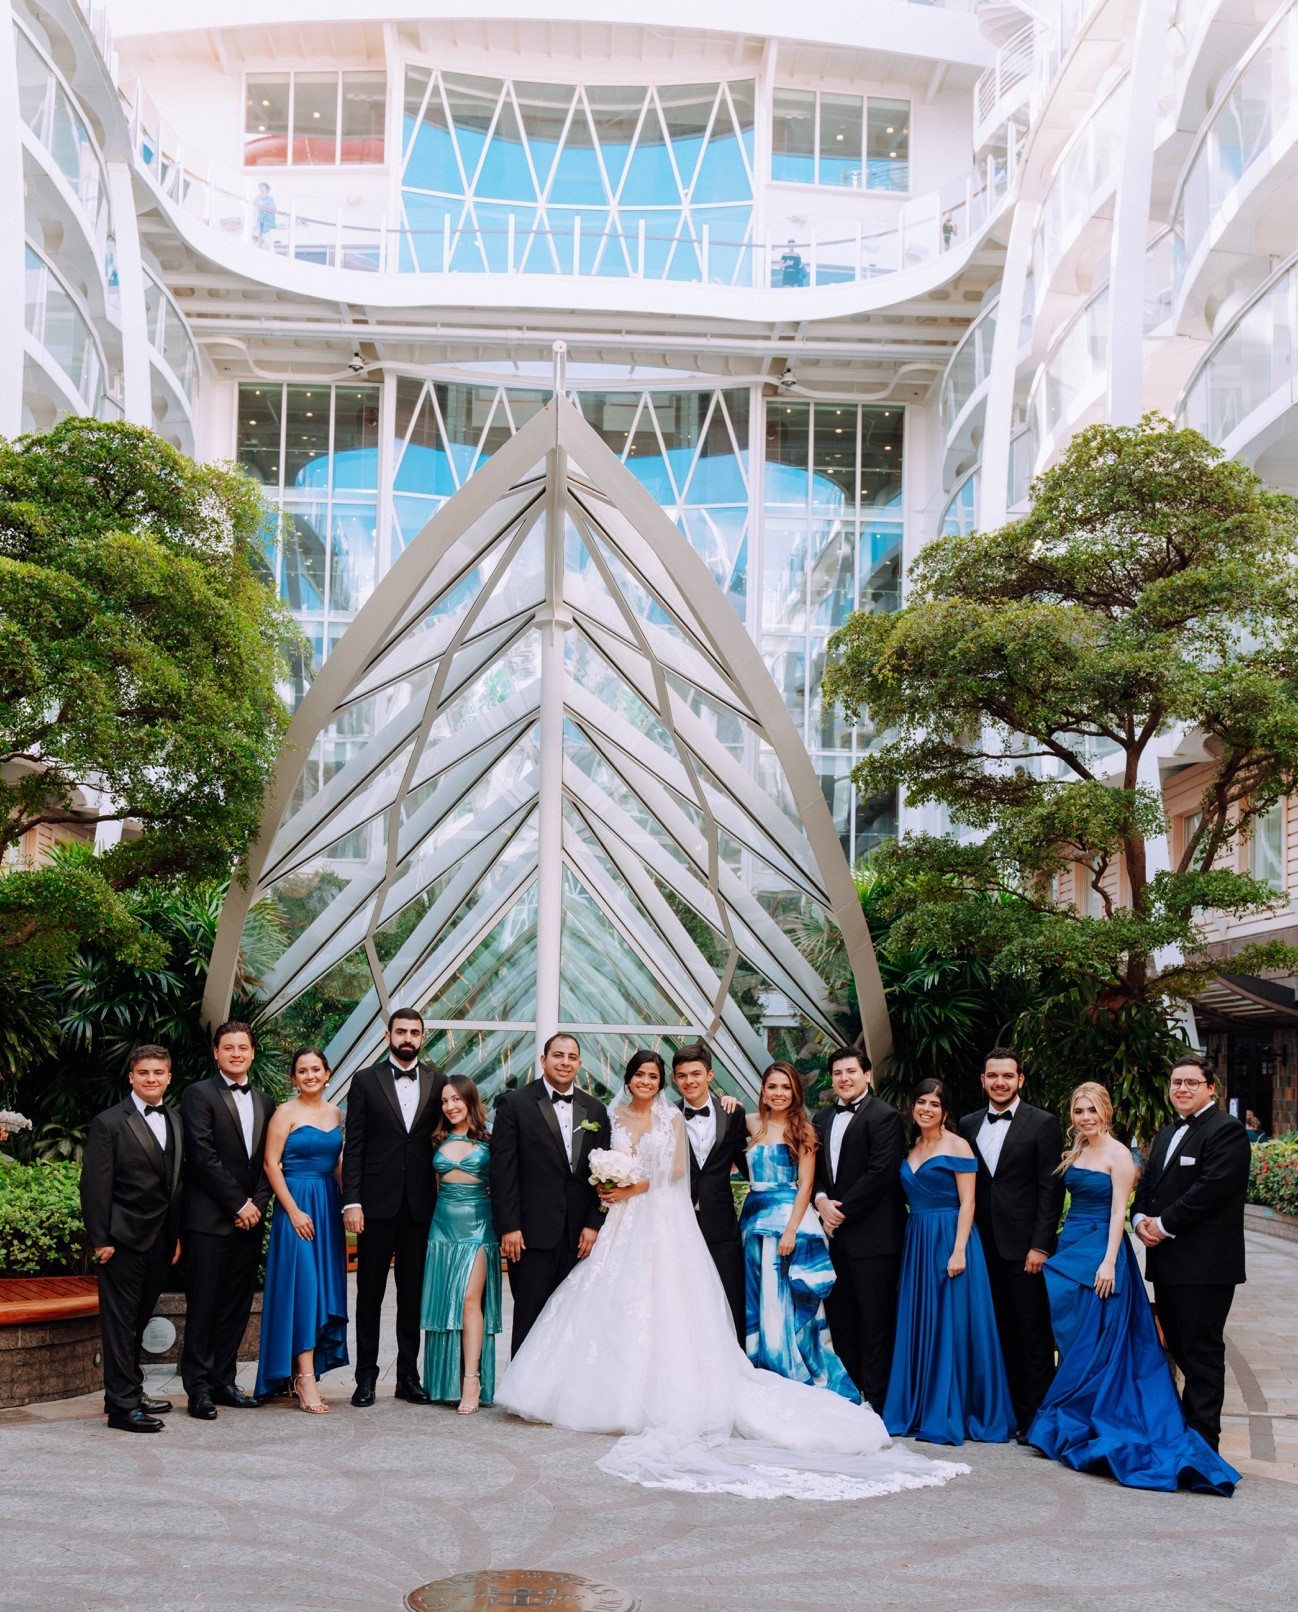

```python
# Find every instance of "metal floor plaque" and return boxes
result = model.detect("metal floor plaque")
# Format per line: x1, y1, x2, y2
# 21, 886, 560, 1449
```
405, 1570, 637, 1611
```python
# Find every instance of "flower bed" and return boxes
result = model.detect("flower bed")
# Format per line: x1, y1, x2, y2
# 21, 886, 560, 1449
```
0, 1161, 91, 1278
1248, 1138, 1298, 1218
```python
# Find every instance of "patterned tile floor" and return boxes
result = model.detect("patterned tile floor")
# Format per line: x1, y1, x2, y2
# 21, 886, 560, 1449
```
2, 1230, 1295, 1612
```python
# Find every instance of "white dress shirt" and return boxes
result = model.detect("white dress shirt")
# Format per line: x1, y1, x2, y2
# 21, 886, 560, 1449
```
975, 1096, 1020, 1176
543, 1077, 575, 1166
389, 1058, 421, 1133
222, 1078, 255, 1155
1133, 1099, 1216, 1238
131, 1090, 167, 1151
684, 1102, 716, 1167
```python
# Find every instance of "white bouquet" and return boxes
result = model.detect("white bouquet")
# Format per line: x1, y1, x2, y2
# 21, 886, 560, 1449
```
588, 1147, 645, 1209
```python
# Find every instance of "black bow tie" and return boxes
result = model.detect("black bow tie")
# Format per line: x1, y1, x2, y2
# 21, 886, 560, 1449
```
986, 1110, 1012, 1124
226, 1083, 251, 1098
835, 1101, 860, 1116
550, 1090, 573, 1105
684, 1105, 711, 1121
143, 1104, 166, 1117
391, 1067, 417, 1082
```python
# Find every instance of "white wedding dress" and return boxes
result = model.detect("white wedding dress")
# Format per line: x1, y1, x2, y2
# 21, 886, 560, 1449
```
496, 1092, 968, 1499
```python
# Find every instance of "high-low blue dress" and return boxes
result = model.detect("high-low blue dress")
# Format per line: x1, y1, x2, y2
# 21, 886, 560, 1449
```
254, 1124, 349, 1400
738, 1143, 859, 1402
883, 1154, 1015, 1446
1027, 1166, 1239, 1494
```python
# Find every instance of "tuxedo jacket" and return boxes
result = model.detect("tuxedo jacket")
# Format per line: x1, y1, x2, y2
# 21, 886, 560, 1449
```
80, 1097, 183, 1252
340, 1057, 446, 1221
958, 1102, 1065, 1262
1132, 1106, 1249, 1287
811, 1090, 906, 1260
677, 1099, 749, 1244
489, 1080, 610, 1249
179, 1076, 275, 1236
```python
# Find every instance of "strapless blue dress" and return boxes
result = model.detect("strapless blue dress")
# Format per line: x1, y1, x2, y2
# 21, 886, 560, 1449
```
738, 1143, 859, 1402
254, 1124, 348, 1400
1028, 1166, 1239, 1494
419, 1141, 501, 1404
883, 1154, 1015, 1445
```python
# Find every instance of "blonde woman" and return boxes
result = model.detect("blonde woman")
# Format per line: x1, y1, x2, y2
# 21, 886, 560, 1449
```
1026, 1082, 1239, 1494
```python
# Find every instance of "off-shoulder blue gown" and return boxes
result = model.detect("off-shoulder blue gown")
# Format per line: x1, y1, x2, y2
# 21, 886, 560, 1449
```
738, 1143, 859, 1402
419, 1140, 501, 1404
884, 1154, 1015, 1446
1027, 1166, 1239, 1494
254, 1124, 348, 1400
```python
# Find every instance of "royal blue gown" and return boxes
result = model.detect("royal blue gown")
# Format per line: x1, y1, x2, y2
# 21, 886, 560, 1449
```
883, 1154, 1015, 1446
254, 1125, 349, 1400
738, 1143, 859, 1402
420, 1141, 501, 1404
1027, 1166, 1239, 1494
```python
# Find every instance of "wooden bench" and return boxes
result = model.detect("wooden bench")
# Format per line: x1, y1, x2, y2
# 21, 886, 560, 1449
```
0, 1276, 99, 1327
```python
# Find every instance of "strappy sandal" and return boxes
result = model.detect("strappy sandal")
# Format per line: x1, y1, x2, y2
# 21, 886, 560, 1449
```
457, 1372, 481, 1415
291, 1372, 329, 1414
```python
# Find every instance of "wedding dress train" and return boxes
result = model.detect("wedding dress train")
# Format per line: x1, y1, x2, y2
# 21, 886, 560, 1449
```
496, 1092, 968, 1499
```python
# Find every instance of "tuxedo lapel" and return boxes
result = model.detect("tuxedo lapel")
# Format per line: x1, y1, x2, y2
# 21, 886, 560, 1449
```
536, 1084, 570, 1170
123, 1101, 168, 1180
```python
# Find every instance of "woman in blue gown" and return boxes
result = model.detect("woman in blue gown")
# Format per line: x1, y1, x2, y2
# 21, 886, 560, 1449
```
420, 1076, 500, 1413
1028, 1082, 1239, 1494
739, 1062, 858, 1401
884, 1078, 1015, 1446
255, 1048, 348, 1412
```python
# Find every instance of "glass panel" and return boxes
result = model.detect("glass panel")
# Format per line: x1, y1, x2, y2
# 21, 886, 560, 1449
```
341, 72, 386, 164
246, 73, 290, 166
282, 386, 333, 490
772, 89, 815, 184
866, 97, 909, 192
818, 93, 863, 188
292, 73, 340, 166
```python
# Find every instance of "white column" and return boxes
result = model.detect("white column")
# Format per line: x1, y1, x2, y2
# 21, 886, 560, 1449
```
106, 161, 152, 426
0, 19, 26, 437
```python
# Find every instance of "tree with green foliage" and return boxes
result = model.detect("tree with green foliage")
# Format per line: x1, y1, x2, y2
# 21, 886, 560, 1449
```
825, 416, 1298, 1133
0, 418, 295, 978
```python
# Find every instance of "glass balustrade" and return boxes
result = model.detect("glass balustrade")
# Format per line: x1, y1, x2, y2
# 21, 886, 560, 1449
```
1180, 260, 1296, 443
940, 298, 998, 439
14, 22, 110, 249
143, 268, 199, 402
23, 243, 104, 411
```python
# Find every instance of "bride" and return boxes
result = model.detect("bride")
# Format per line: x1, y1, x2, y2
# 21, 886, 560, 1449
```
496, 1050, 968, 1500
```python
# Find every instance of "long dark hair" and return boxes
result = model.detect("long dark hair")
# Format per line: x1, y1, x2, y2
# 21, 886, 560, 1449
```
624, 1049, 665, 1092
909, 1077, 957, 1141
755, 1061, 818, 1158
431, 1074, 490, 1144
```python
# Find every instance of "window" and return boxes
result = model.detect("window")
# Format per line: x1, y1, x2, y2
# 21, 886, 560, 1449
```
772, 92, 909, 190
245, 72, 386, 166
1251, 801, 1286, 893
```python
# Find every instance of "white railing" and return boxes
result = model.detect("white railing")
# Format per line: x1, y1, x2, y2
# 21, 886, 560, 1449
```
142, 267, 199, 402
126, 90, 1020, 290
940, 296, 999, 440
1179, 252, 1298, 444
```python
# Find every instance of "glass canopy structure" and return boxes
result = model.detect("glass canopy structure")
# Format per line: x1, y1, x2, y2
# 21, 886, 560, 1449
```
203, 375, 890, 1099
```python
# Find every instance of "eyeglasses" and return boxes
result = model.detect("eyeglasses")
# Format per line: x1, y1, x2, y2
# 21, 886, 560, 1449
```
1169, 1078, 1207, 1090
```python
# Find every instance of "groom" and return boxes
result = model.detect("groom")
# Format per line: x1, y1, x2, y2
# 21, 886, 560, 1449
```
490, 1033, 610, 1354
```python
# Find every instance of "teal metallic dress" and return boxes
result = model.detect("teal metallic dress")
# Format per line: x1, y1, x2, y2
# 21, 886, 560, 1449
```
419, 1139, 501, 1404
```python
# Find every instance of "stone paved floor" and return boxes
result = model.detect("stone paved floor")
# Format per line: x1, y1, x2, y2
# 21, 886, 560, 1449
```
2, 1231, 1295, 1612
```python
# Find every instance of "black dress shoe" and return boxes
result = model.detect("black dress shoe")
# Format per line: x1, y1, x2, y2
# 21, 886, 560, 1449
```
351, 1377, 377, 1408
211, 1385, 260, 1409
107, 1408, 165, 1433
187, 1395, 218, 1420
394, 1376, 432, 1405
140, 1396, 172, 1415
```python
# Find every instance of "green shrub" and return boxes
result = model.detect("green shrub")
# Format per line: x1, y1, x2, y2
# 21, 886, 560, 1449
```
1248, 1139, 1298, 1218
0, 1161, 90, 1276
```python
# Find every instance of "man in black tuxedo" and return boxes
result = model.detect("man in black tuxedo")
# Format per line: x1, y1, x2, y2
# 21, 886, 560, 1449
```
490, 1033, 610, 1354
671, 1042, 748, 1342
80, 1045, 184, 1433
959, 1046, 1065, 1439
812, 1047, 905, 1412
180, 1020, 275, 1420
1133, 1052, 1250, 1451
342, 1006, 446, 1407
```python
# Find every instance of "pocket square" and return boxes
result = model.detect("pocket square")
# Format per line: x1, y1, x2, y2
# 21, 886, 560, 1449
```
1178, 1155, 1196, 1165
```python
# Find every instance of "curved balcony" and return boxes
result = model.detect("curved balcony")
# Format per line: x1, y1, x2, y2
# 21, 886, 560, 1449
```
1028, 284, 1109, 463
14, 19, 111, 257
1178, 253, 1298, 453
23, 242, 107, 419
940, 295, 998, 444
1170, 2, 1298, 312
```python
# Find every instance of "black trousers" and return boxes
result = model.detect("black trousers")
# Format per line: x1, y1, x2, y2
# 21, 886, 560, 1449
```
984, 1245, 1056, 1432
181, 1225, 263, 1397
1154, 1281, 1237, 1450
822, 1247, 900, 1412
706, 1235, 745, 1345
507, 1239, 580, 1356
354, 1201, 431, 1380
99, 1234, 173, 1413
